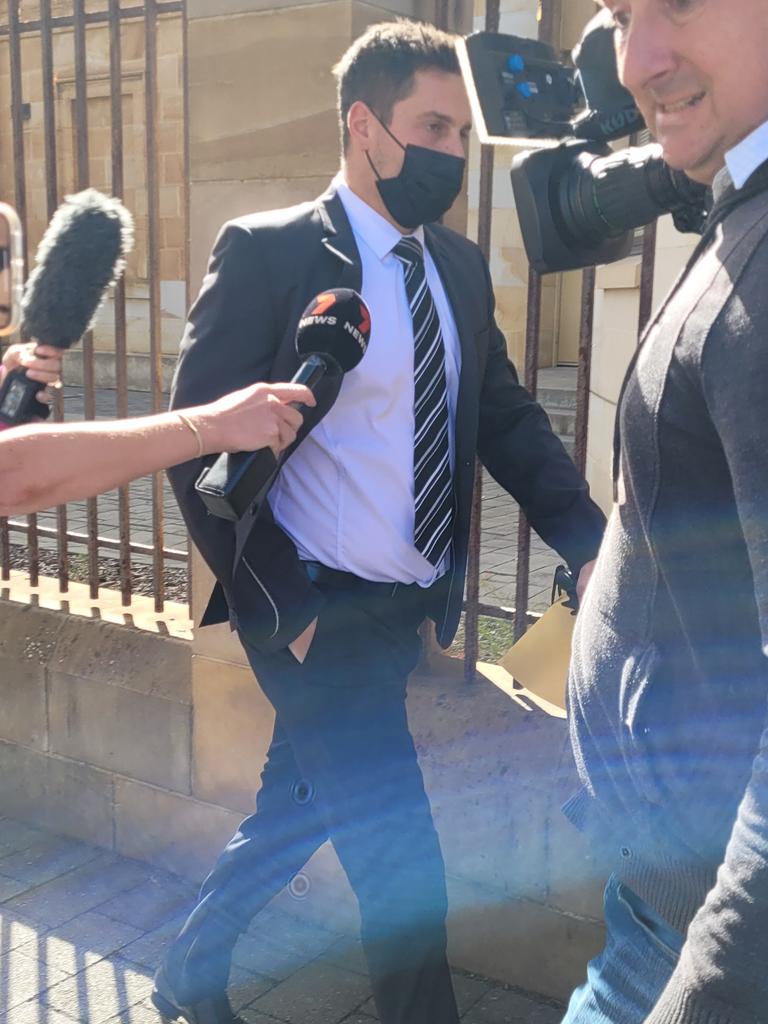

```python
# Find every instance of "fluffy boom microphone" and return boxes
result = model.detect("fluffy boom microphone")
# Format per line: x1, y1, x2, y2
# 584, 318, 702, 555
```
195, 288, 372, 521
0, 188, 134, 427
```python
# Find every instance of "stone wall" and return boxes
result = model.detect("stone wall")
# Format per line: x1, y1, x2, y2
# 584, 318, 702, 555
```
0, 596, 244, 881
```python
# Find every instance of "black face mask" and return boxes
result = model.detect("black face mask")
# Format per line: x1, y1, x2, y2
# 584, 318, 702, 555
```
366, 115, 466, 230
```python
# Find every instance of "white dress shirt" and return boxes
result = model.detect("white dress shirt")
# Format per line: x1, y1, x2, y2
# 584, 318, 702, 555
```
726, 118, 768, 190
268, 174, 462, 587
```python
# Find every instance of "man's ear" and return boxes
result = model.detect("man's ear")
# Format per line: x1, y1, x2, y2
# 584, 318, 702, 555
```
347, 100, 376, 150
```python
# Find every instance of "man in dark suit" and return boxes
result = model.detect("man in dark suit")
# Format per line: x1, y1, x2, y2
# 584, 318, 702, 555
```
156, 20, 606, 1024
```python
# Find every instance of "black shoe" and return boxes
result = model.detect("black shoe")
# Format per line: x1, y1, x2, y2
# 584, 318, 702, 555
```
150, 966, 245, 1024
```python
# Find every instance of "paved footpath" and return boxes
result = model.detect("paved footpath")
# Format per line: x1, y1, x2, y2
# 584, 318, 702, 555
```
0, 817, 564, 1024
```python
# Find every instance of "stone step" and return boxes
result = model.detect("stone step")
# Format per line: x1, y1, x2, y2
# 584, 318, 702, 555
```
546, 408, 576, 436
536, 367, 578, 447
537, 385, 578, 411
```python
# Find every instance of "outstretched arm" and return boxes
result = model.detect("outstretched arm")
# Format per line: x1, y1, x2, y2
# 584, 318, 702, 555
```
0, 380, 313, 517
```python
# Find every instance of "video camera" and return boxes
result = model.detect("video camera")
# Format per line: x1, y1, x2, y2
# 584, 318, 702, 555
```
458, 9, 709, 274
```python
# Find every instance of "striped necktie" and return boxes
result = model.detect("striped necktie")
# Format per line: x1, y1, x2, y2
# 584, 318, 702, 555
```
393, 236, 454, 568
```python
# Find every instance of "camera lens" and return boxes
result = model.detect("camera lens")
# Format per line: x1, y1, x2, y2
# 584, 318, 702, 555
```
560, 144, 708, 246
511, 140, 709, 274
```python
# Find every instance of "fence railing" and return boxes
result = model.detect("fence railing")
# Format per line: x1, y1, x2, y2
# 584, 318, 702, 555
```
0, 0, 188, 614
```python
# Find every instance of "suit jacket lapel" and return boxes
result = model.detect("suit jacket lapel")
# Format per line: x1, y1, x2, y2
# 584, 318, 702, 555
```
425, 226, 479, 470
317, 188, 363, 294
280, 187, 362, 444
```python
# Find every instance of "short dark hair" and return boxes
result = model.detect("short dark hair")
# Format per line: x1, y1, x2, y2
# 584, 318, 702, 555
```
333, 20, 461, 151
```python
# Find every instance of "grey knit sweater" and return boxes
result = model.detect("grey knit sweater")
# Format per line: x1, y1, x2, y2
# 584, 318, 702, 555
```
567, 166, 768, 1024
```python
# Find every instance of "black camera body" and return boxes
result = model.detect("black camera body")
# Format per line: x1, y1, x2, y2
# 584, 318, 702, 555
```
511, 140, 708, 273
462, 16, 642, 147
462, 32, 583, 143
458, 10, 709, 274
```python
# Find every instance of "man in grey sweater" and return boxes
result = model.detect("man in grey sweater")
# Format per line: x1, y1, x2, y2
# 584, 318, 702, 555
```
562, 1, 768, 1022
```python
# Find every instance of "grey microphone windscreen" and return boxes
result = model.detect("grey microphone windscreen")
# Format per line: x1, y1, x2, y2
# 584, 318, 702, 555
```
21, 188, 134, 349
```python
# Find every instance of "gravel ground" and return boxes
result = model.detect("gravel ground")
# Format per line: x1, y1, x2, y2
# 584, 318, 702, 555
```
6, 544, 189, 603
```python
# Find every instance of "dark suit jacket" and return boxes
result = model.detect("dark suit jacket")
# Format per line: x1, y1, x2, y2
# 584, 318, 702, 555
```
167, 185, 606, 652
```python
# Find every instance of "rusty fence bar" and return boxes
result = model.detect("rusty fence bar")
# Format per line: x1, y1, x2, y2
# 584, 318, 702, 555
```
537, 0, 562, 46
512, 268, 540, 642
74, 0, 100, 600
110, 0, 134, 607
144, 0, 166, 614
573, 267, 596, 476
463, 0, 500, 683
181, 0, 193, 607
1, 0, 27, 583
0, 0, 186, 612
40, 0, 61, 587
41, 0, 72, 593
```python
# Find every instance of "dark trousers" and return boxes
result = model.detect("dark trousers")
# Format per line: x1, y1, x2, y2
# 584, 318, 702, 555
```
164, 572, 459, 1024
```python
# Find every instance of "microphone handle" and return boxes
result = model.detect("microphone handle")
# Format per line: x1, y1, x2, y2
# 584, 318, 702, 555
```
288, 353, 326, 406
0, 367, 52, 430
194, 354, 328, 522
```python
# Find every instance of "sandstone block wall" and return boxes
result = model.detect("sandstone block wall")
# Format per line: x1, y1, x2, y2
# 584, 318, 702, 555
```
0, 598, 241, 880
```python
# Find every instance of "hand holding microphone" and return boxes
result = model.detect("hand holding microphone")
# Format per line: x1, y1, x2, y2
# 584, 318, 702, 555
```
1, 342, 63, 407
0, 379, 316, 519
0, 188, 133, 428
195, 287, 372, 521
188, 381, 315, 457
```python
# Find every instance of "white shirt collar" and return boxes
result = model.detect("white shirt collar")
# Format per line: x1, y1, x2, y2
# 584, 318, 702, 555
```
725, 118, 768, 190
332, 171, 425, 262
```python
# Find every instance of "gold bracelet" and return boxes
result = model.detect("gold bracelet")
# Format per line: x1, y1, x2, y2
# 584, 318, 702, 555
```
177, 412, 205, 459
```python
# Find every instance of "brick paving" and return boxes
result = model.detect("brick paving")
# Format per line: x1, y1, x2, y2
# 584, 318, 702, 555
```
17, 376, 570, 613
477, 475, 560, 615
0, 817, 564, 1024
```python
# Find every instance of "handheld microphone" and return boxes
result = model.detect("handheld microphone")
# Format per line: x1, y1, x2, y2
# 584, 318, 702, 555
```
195, 288, 372, 521
0, 188, 134, 428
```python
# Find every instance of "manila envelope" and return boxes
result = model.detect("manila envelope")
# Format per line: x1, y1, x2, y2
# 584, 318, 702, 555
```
499, 596, 576, 714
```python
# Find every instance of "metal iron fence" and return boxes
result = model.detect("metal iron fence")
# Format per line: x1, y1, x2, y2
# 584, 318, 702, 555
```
0, 0, 188, 613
